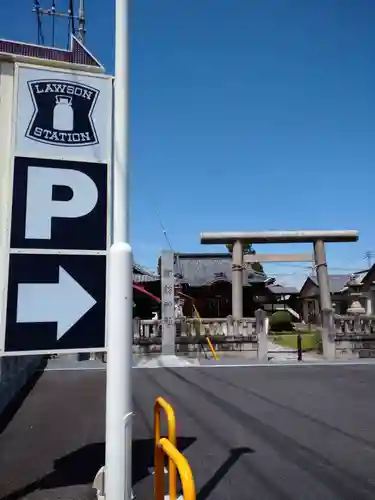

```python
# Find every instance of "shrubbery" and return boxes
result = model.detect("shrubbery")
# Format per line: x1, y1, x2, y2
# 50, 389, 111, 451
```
270, 310, 294, 332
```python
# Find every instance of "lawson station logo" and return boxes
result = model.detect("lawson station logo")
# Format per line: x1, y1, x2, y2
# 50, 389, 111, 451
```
25, 79, 100, 147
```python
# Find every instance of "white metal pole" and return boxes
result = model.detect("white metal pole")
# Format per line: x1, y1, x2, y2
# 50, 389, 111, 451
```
105, 243, 133, 500
105, 0, 132, 498
113, 0, 129, 243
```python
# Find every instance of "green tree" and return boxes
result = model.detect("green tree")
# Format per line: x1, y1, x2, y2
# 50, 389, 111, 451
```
225, 242, 264, 274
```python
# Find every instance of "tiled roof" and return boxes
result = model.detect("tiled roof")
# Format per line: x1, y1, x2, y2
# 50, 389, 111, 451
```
267, 285, 299, 295
133, 262, 157, 277
132, 273, 160, 283
346, 267, 375, 287
347, 272, 367, 286
174, 253, 267, 287
309, 274, 351, 294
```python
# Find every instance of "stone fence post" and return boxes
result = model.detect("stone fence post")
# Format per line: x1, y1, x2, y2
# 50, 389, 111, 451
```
255, 309, 268, 362
179, 317, 189, 355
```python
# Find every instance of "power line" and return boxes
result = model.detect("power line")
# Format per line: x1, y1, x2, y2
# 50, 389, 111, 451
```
155, 211, 174, 252
139, 191, 178, 253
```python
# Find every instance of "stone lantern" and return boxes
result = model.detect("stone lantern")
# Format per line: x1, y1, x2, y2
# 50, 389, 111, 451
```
345, 279, 365, 336
346, 279, 365, 315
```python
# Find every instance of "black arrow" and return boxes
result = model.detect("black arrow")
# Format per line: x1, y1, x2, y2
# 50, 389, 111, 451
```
0, 35, 102, 68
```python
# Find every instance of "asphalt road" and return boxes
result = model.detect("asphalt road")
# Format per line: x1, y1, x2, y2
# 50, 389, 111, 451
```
1, 364, 375, 499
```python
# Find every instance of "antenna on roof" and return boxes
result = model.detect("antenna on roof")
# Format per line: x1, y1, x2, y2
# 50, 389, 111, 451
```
32, 0, 85, 48
32, 1, 45, 45
77, 0, 86, 43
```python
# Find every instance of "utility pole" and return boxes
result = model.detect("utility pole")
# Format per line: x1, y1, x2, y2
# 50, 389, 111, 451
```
365, 251, 374, 269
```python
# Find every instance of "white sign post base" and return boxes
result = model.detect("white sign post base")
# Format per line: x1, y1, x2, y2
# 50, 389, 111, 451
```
93, 242, 133, 500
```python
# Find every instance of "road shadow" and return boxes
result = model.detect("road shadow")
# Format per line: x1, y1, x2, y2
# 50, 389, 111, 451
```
197, 447, 254, 500
0, 437, 196, 500
0, 357, 47, 435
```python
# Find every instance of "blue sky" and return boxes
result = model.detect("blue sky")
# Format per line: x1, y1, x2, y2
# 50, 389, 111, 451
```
2, 0, 375, 286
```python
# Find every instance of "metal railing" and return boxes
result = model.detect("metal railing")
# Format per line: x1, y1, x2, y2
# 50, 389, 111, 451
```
154, 397, 196, 500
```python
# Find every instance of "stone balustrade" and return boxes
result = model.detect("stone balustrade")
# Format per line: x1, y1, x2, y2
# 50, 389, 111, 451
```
133, 318, 161, 339
182, 317, 256, 337
333, 314, 375, 336
133, 316, 257, 340
333, 314, 375, 358
132, 312, 375, 360
133, 311, 268, 361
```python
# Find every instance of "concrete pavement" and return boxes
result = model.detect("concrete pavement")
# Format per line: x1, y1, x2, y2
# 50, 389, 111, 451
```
1, 364, 375, 499
267, 338, 322, 362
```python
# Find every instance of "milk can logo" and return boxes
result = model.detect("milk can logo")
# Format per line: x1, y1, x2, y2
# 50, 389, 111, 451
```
25, 80, 100, 147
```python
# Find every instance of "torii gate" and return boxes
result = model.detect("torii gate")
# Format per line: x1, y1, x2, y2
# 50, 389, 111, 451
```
200, 230, 359, 359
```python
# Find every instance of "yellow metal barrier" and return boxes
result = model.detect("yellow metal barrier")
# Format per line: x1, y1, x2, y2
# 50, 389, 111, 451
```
157, 437, 196, 500
154, 397, 177, 500
206, 336, 219, 361
192, 303, 201, 322
192, 303, 219, 360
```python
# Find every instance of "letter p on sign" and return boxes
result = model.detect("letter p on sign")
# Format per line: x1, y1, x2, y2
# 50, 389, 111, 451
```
25, 166, 99, 240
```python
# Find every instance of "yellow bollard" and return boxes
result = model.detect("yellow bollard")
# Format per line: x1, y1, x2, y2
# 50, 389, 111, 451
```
158, 438, 196, 500
154, 397, 177, 500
